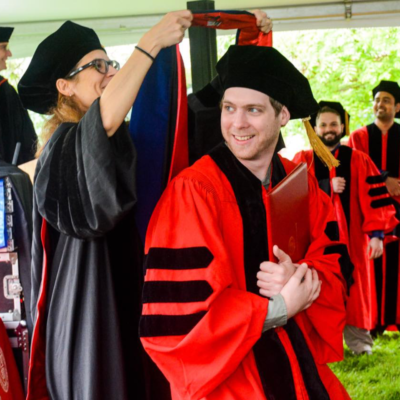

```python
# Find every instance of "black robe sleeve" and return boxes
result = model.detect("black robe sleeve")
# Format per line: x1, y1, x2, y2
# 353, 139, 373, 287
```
317, 178, 331, 196
0, 76, 37, 164
35, 98, 137, 239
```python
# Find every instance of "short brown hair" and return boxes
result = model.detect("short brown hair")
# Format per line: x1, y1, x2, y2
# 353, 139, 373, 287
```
316, 106, 341, 124
269, 97, 284, 117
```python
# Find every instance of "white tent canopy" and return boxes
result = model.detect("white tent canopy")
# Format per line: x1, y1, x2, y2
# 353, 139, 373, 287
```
2, 0, 400, 58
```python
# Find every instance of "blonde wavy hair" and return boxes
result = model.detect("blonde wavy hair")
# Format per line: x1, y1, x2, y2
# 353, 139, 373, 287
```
36, 80, 85, 158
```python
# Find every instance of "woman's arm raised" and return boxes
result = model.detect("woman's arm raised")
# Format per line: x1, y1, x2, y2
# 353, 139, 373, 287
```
100, 10, 193, 136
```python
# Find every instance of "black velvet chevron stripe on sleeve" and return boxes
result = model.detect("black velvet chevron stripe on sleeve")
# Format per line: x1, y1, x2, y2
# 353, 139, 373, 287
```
371, 198, 396, 209
366, 175, 384, 184
324, 244, 354, 291
145, 247, 214, 270
140, 312, 207, 337
324, 221, 340, 242
142, 281, 213, 303
368, 186, 389, 197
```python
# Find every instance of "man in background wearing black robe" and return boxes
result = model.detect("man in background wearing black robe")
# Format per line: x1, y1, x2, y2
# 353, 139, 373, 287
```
0, 26, 37, 164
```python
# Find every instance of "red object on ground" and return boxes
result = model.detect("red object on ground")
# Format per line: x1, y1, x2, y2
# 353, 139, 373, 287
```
0, 319, 25, 400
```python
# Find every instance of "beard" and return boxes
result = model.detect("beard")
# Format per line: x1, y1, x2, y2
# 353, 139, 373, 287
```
319, 131, 341, 147
375, 108, 393, 122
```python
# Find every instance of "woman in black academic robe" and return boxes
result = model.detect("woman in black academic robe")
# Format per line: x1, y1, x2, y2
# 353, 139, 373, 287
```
17, 12, 193, 400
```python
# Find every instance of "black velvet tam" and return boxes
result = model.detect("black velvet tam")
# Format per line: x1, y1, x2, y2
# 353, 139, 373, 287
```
373, 80, 400, 103
18, 21, 104, 115
215, 45, 319, 120
0, 27, 14, 43
311, 100, 350, 136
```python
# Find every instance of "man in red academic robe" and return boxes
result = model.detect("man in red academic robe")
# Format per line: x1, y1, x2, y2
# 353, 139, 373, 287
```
140, 46, 351, 400
349, 81, 400, 332
294, 101, 397, 354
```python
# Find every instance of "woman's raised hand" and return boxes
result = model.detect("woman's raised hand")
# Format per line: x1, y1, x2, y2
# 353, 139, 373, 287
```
250, 9, 273, 33
138, 10, 193, 58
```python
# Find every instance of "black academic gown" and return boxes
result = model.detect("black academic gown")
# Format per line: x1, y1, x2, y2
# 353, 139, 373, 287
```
0, 77, 37, 164
28, 99, 147, 400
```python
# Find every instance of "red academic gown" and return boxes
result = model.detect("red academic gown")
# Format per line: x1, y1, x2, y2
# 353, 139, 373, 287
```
349, 123, 400, 327
140, 143, 351, 400
293, 146, 397, 330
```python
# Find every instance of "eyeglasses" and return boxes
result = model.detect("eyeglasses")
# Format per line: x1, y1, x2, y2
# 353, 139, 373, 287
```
67, 58, 120, 78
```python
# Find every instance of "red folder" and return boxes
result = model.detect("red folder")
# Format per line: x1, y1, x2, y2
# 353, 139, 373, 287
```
265, 162, 310, 263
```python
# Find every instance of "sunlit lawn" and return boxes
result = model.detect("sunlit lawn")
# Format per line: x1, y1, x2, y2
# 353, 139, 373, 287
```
329, 332, 400, 400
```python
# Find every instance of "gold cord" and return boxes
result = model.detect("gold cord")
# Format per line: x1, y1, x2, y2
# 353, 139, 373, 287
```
302, 117, 340, 170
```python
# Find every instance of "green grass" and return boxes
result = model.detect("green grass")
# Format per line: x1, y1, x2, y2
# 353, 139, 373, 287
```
329, 332, 400, 400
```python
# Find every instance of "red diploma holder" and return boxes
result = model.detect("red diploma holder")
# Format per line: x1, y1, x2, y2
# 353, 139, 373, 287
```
265, 162, 310, 263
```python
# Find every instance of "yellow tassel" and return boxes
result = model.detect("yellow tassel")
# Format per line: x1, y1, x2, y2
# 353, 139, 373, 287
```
302, 117, 340, 170
344, 111, 350, 136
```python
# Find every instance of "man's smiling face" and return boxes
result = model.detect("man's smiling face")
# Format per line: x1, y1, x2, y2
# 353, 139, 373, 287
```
373, 91, 400, 122
315, 111, 343, 148
221, 87, 286, 164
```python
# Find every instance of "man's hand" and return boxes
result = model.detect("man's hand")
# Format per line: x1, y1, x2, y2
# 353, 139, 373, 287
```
332, 177, 346, 193
368, 237, 383, 259
385, 176, 400, 197
257, 245, 296, 297
280, 264, 322, 319
250, 9, 273, 33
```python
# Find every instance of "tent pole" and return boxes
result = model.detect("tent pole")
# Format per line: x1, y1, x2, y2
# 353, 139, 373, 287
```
187, 0, 218, 93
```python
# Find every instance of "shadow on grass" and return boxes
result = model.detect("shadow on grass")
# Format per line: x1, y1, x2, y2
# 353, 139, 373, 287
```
329, 332, 400, 400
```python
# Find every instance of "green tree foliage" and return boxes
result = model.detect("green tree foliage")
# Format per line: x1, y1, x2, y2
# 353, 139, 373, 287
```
274, 27, 400, 136
217, 27, 400, 152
